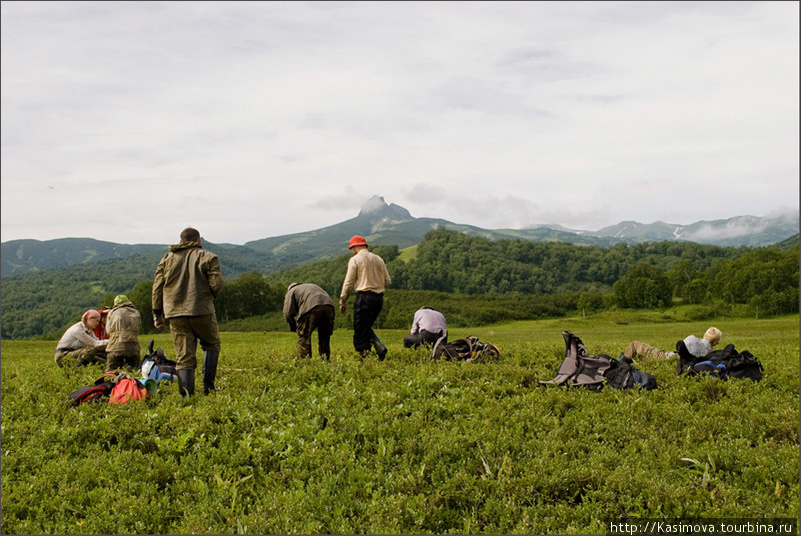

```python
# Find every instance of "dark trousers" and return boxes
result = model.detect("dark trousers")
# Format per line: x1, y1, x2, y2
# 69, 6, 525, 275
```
106, 352, 140, 371
296, 305, 335, 359
404, 330, 445, 349
353, 291, 383, 353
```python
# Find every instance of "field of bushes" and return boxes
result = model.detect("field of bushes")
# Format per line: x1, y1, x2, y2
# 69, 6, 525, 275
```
1, 313, 798, 534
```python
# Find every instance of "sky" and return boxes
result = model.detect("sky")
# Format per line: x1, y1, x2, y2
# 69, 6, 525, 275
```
1, 1, 798, 246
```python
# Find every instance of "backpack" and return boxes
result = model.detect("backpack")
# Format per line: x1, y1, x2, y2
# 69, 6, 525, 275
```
141, 340, 178, 381
605, 356, 659, 391
676, 341, 764, 381
540, 331, 657, 391
109, 374, 149, 405
432, 336, 500, 362
68, 372, 119, 407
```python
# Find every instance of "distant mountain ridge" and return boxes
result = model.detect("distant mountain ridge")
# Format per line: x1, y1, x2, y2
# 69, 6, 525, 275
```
590, 213, 799, 246
2, 196, 797, 276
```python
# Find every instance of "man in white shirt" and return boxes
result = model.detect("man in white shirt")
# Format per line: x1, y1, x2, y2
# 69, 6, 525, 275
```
404, 307, 447, 349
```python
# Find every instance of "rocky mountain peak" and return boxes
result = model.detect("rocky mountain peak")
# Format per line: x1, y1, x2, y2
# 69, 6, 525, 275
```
358, 195, 412, 220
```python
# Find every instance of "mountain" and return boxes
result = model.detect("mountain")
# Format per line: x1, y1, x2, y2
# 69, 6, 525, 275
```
0, 238, 167, 276
0, 238, 276, 279
777, 233, 800, 250
589, 213, 800, 247
2, 196, 797, 276
244, 195, 618, 264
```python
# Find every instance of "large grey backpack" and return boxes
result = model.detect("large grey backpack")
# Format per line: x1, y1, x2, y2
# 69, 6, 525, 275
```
540, 331, 657, 391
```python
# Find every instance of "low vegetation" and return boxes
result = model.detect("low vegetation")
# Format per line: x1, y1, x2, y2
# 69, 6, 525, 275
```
2, 314, 797, 534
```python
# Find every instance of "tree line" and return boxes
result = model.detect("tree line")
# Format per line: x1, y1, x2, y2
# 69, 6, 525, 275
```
1, 229, 797, 339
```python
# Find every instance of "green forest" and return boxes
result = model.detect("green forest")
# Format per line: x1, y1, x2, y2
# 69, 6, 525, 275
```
1, 229, 798, 340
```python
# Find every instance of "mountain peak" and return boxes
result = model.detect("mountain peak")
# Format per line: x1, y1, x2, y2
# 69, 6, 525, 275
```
358, 195, 412, 220
359, 195, 389, 215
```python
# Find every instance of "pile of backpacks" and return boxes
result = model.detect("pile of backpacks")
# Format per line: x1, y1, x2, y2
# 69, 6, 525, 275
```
68, 370, 150, 406
431, 335, 500, 362
675, 340, 763, 381
68, 340, 178, 407
540, 330, 764, 392
139, 340, 179, 383
540, 331, 657, 391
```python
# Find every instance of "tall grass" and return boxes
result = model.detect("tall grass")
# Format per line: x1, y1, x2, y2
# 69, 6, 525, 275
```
1, 314, 798, 534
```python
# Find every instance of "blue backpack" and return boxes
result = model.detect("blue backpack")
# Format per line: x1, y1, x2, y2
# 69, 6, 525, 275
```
140, 340, 178, 382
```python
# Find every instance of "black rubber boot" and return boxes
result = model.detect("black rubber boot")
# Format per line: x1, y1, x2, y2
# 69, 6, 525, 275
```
177, 369, 195, 397
202, 351, 219, 395
370, 332, 387, 361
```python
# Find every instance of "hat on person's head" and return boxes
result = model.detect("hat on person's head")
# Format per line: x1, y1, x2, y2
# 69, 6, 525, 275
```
114, 294, 129, 306
348, 235, 368, 249
703, 327, 722, 346
81, 310, 101, 323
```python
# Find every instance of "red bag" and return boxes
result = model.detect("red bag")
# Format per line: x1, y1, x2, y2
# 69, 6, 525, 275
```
109, 377, 149, 404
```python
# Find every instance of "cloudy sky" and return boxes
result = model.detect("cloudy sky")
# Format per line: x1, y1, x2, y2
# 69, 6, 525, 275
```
2, 1, 798, 245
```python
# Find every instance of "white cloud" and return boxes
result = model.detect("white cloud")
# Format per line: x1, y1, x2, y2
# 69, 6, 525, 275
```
1, 1, 798, 244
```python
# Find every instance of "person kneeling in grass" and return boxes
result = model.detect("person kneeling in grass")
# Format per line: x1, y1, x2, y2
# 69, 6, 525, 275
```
106, 294, 142, 371
53, 310, 108, 367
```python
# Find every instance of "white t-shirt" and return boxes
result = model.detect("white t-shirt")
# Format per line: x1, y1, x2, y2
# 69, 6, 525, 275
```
683, 335, 712, 358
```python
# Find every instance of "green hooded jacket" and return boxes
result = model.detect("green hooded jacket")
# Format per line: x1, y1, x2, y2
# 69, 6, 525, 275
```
106, 300, 141, 354
152, 242, 224, 318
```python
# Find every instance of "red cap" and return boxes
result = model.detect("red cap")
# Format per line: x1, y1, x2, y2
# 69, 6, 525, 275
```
348, 235, 368, 249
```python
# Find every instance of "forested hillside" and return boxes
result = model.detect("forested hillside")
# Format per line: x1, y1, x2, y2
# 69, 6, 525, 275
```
272, 229, 746, 295
0, 245, 274, 340
2, 229, 797, 340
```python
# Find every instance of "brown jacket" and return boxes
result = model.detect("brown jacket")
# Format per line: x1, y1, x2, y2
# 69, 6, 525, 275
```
283, 283, 335, 332
152, 242, 224, 318
106, 300, 141, 355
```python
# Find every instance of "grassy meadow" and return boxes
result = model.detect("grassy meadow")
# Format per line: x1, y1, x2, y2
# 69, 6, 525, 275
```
1, 312, 798, 534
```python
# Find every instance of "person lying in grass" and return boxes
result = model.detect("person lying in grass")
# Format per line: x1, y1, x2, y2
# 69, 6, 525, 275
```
621, 326, 722, 361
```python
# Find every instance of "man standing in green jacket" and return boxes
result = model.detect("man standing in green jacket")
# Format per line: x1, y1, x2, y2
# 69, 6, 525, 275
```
152, 227, 224, 396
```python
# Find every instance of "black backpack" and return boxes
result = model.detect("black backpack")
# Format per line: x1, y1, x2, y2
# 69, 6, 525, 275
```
540, 331, 657, 391
605, 356, 659, 391
676, 341, 763, 381
142, 340, 177, 377
432, 336, 500, 362
68, 371, 120, 407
